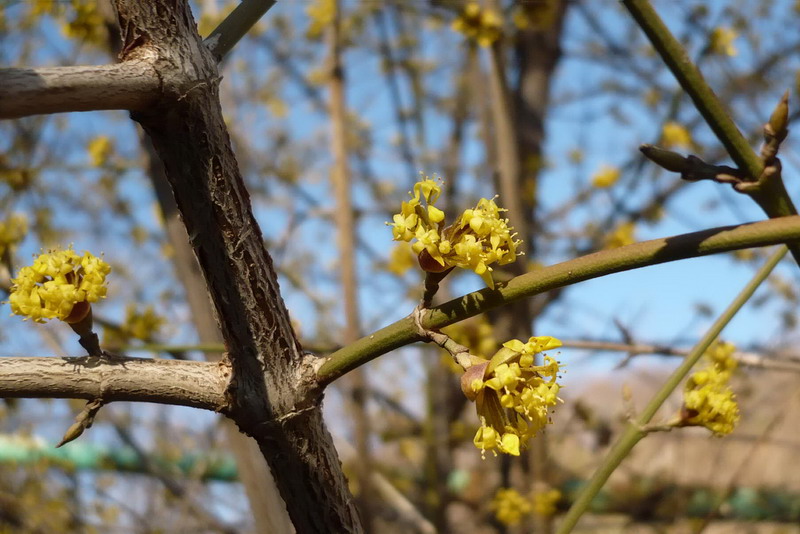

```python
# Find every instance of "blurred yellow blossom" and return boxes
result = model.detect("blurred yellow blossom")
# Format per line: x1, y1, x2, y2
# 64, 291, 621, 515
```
306, 0, 335, 39
463, 336, 563, 457
388, 176, 521, 289
10, 248, 110, 323
603, 221, 636, 249
87, 136, 113, 167
492, 487, 531, 526
512, 0, 559, 30
710, 27, 738, 56
0, 214, 28, 258
452, 2, 502, 47
661, 121, 692, 149
532, 488, 561, 517
591, 165, 620, 188
385, 242, 416, 276
680, 341, 739, 435
62, 1, 106, 45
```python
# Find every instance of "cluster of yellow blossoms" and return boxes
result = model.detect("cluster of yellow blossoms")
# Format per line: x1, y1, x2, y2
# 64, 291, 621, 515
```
104, 304, 165, 346
451, 2, 502, 47
9, 249, 110, 324
462, 336, 562, 456
492, 486, 562, 525
389, 177, 521, 289
681, 341, 740, 435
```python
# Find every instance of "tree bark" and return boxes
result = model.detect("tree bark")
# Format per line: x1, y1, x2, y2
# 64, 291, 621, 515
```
112, 1, 360, 531
0, 64, 159, 119
0, 356, 227, 410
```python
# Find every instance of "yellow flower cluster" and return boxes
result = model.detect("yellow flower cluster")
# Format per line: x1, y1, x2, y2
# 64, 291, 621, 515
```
452, 2, 502, 47
0, 214, 28, 257
306, 0, 335, 39
389, 177, 521, 288
87, 136, 113, 168
661, 121, 692, 149
492, 487, 561, 526
463, 336, 562, 456
603, 221, 636, 249
532, 488, 562, 517
492, 487, 531, 526
681, 341, 740, 435
9, 249, 110, 323
709, 27, 738, 57
591, 165, 620, 188
385, 242, 416, 276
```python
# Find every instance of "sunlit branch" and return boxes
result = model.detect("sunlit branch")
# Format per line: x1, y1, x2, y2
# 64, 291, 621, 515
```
317, 216, 800, 385
0, 62, 160, 120
0, 356, 229, 411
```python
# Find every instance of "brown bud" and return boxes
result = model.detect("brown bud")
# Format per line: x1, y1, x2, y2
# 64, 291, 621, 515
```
417, 248, 449, 273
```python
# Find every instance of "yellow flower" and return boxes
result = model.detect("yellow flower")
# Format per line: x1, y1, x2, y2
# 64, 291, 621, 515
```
87, 136, 113, 168
591, 165, 620, 188
492, 488, 532, 526
385, 242, 416, 276
62, 0, 106, 46
532, 488, 561, 517
0, 213, 28, 257
452, 2, 503, 47
388, 176, 521, 288
463, 336, 563, 457
680, 341, 739, 435
306, 0, 336, 39
709, 27, 738, 56
661, 121, 692, 148
603, 221, 636, 249
9, 248, 110, 323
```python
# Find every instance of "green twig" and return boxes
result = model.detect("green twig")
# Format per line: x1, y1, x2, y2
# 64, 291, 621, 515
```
623, 0, 800, 264
556, 245, 787, 533
316, 216, 800, 385
204, 0, 277, 61
622, 0, 760, 177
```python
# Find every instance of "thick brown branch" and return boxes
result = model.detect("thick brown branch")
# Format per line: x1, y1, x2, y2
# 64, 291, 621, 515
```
0, 356, 229, 411
0, 63, 160, 119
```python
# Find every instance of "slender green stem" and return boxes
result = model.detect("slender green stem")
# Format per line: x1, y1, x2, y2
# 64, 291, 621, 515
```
623, 0, 800, 265
204, 0, 276, 61
556, 245, 787, 533
622, 0, 760, 178
316, 216, 800, 385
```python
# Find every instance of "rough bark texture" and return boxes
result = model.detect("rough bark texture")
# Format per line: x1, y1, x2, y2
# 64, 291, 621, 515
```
141, 131, 294, 533
113, 1, 360, 531
0, 63, 160, 119
0, 356, 227, 410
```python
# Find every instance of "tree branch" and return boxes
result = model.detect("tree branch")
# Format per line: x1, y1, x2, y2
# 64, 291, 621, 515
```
0, 356, 229, 411
204, 0, 276, 61
112, 1, 361, 531
0, 62, 160, 119
318, 215, 800, 384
